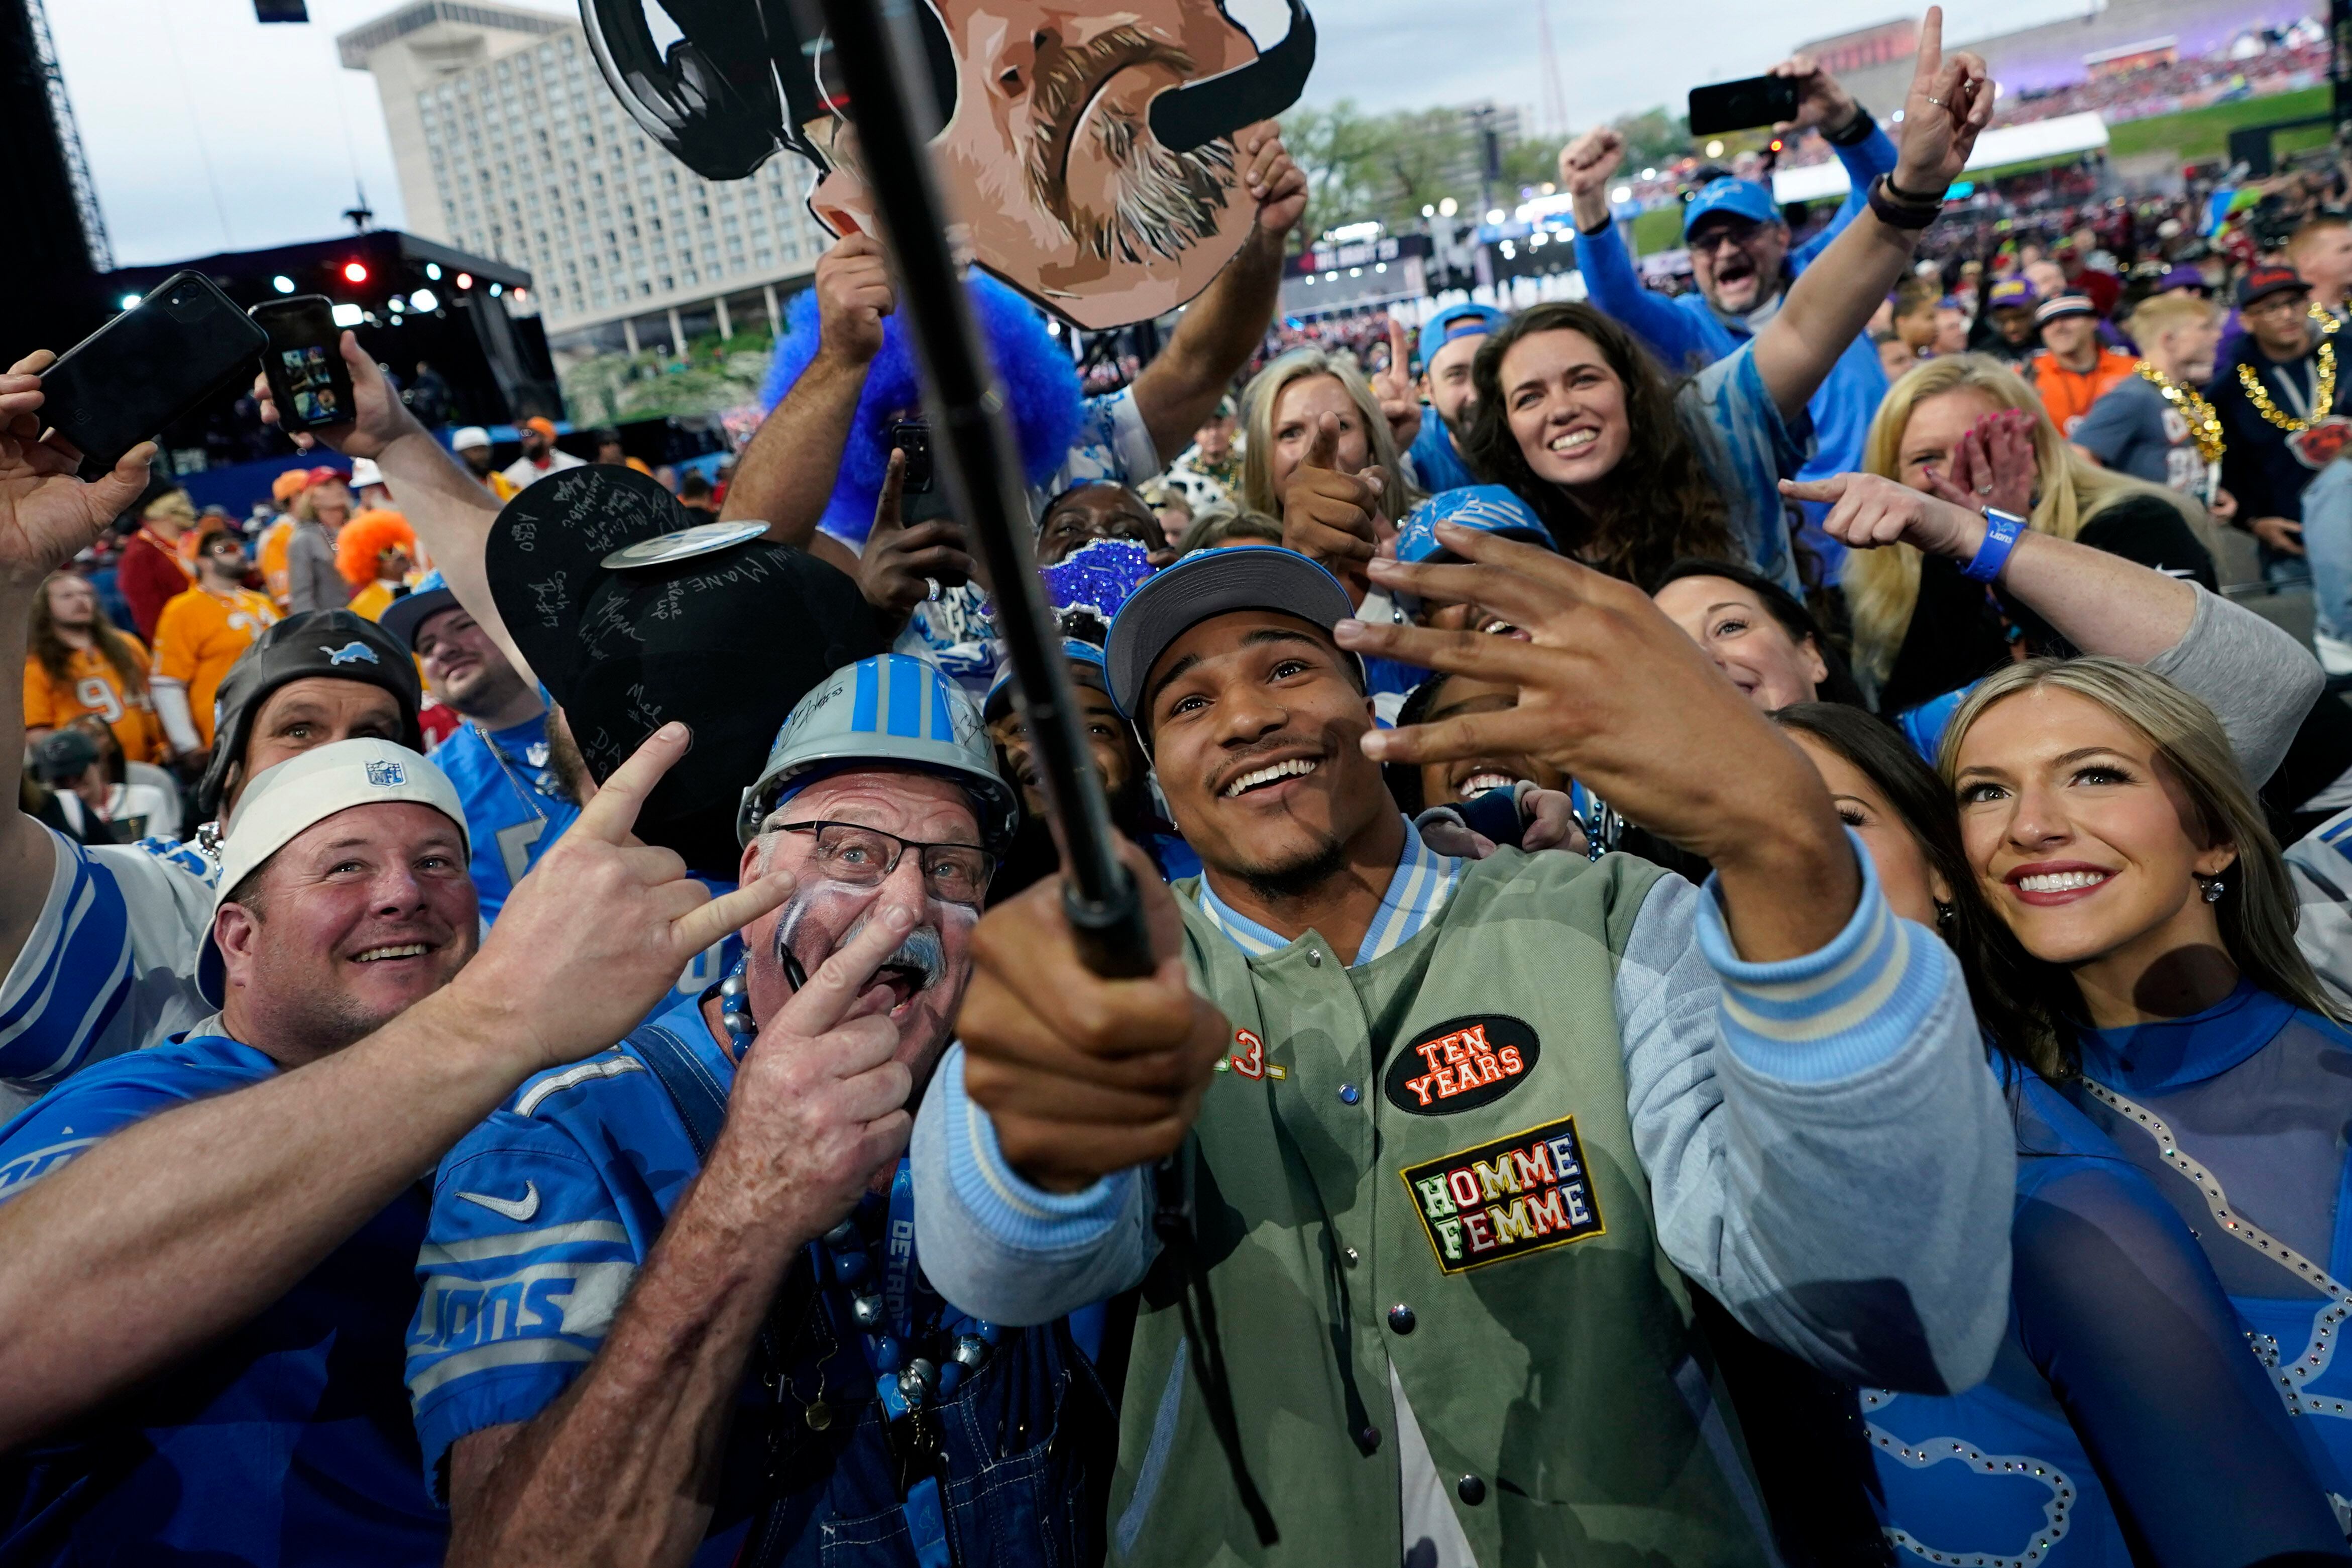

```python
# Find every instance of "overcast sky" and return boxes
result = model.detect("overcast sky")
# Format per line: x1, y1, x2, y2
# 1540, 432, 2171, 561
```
51, 0, 2102, 268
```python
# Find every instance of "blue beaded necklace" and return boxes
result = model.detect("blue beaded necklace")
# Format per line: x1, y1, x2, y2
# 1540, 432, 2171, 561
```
718, 955, 1000, 1567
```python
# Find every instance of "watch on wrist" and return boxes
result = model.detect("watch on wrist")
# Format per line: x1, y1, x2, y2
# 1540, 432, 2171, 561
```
1824, 103, 1873, 146
1962, 507, 2027, 583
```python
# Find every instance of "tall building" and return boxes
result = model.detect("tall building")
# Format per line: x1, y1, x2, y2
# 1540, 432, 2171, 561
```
338, 0, 833, 362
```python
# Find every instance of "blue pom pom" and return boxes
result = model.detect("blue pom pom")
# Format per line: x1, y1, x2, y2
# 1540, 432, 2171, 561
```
759, 273, 1084, 547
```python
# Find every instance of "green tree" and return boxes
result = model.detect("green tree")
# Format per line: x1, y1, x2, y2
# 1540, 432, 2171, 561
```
1611, 106, 1693, 169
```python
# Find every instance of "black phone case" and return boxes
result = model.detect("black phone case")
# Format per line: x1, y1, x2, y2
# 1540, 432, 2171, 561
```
251, 297, 356, 435
40, 271, 269, 470
1687, 76, 1800, 137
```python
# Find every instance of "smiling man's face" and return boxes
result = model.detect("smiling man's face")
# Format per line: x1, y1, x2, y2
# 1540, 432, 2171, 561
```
1144, 609, 1387, 899
817, 0, 1261, 328
214, 801, 478, 1065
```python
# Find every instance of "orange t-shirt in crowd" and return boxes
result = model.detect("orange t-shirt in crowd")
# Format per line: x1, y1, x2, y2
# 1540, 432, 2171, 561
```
23, 638, 163, 763
152, 585, 279, 748
2030, 348, 2141, 437
257, 516, 297, 611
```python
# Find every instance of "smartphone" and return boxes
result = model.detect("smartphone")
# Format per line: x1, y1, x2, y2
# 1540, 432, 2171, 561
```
39, 271, 268, 471
1687, 74, 1800, 136
250, 295, 356, 434
889, 418, 935, 492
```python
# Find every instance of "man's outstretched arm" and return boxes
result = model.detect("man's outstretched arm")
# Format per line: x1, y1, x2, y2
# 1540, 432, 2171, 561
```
444, 909, 917, 1568
721, 236, 889, 551
0, 354, 154, 989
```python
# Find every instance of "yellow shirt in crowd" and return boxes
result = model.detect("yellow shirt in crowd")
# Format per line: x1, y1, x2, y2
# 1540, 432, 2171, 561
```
257, 516, 297, 612
22, 638, 163, 763
152, 585, 279, 748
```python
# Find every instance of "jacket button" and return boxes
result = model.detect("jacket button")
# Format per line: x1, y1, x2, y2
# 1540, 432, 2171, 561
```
1457, 1474, 1487, 1506
1355, 1424, 1382, 1454
1387, 1304, 1416, 1334
1306, 948, 1323, 967
1342, 1247, 1361, 1268
1338, 1082, 1360, 1105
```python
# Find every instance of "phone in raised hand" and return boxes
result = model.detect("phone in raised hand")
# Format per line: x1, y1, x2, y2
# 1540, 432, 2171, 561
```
38, 271, 267, 472
1687, 74, 1801, 136
249, 296, 357, 434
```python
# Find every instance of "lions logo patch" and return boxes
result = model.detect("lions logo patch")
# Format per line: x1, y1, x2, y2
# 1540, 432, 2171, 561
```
1384, 1015, 1537, 1114
1400, 1116, 1604, 1274
320, 641, 379, 666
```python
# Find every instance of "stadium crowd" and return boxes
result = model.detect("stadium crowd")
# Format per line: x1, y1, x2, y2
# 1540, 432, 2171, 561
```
11, 9, 2352, 1568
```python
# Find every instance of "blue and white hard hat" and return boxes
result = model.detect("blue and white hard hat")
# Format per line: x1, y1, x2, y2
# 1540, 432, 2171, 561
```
737, 654, 1019, 852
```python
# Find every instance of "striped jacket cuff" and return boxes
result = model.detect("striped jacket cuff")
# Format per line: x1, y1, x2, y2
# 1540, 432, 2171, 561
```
938, 1046, 1136, 1254
1695, 828, 1953, 1084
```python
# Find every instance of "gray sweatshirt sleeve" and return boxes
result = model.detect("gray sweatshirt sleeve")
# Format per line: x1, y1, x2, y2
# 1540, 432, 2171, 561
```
910, 1047, 1158, 1324
2145, 586, 2321, 786
1616, 847, 2014, 1393
286, 528, 349, 617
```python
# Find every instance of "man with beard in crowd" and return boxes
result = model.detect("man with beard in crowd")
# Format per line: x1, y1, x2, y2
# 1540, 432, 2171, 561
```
0, 724, 782, 1563
501, 418, 582, 493
452, 427, 519, 502
2215, 263, 2347, 582
1401, 304, 1508, 494
383, 571, 579, 923
407, 655, 1119, 1568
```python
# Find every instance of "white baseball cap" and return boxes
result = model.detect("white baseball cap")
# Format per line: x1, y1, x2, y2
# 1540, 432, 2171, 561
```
349, 457, 385, 489
450, 426, 493, 452
197, 739, 470, 1007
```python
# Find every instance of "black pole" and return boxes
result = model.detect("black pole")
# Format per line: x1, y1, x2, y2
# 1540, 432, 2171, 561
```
813, 0, 1150, 978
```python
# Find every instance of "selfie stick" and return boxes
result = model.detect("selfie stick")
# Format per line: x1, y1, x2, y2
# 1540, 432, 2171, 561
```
811, 0, 1151, 980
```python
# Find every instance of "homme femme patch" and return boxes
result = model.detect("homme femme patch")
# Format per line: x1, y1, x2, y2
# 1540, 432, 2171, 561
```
1383, 1015, 1539, 1114
1400, 1116, 1604, 1274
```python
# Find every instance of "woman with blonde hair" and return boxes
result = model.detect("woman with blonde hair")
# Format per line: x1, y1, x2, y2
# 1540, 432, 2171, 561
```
1845, 354, 2215, 715
1941, 653, 2352, 1506
1241, 347, 1416, 597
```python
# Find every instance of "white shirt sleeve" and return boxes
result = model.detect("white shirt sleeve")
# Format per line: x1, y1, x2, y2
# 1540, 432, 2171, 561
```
0, 826, 214, 1115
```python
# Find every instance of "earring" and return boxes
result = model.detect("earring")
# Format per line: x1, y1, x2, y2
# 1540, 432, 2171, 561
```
2200, 877, 2225, 904
1934, 900, 1956, 930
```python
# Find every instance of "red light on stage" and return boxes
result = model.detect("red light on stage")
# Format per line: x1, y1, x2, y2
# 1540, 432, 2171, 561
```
455, 272, 473, 290
342, 261, 369, 284
1768, 139, 1784, 152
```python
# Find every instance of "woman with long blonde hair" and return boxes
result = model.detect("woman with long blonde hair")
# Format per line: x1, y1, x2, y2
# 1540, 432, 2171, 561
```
1845, 355, 2212, 714
1240, 348, 1414, 524
1941, 654, 2352, 1507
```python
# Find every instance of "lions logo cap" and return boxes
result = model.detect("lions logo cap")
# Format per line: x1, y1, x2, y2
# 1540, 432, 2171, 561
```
196, 609, 422, 825
198, 739, 468, 1006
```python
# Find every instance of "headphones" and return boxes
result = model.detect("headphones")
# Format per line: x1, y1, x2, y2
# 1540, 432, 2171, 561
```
579, 0, 1316, 184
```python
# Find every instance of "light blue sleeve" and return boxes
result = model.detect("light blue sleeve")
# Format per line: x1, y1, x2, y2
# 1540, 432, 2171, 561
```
1573, 216, 1720, 372
1790, 124, 1900, 270
1614, 834, 2014, 1393
1685, 344, 1813, 593
406, 1113, 648, 1499
909, 1046, 1158, 1325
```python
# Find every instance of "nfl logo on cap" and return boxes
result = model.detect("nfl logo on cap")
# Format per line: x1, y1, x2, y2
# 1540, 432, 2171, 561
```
366, 759, 407, 787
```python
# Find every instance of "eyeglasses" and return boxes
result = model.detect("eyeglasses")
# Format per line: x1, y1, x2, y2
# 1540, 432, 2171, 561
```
773, 820, 995, 907
1686, 223, 1761, 255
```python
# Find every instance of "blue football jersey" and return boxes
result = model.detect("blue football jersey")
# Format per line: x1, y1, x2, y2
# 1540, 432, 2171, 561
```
0, 1032, 445, 1564
426, 714, 581, 924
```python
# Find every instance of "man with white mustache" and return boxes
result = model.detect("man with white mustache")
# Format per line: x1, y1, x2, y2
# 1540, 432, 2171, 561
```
409, 655, 1115, 1568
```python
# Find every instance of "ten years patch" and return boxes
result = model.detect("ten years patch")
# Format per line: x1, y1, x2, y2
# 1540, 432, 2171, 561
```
1384, 1015, 1539, 1114
1399, 1115, 1605, 1274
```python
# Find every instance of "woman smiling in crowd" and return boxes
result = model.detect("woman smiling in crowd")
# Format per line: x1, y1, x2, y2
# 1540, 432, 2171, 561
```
1766, 698, 2350, 1561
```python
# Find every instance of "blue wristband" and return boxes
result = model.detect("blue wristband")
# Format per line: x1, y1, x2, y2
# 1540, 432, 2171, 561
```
1961, 508, 2026, 583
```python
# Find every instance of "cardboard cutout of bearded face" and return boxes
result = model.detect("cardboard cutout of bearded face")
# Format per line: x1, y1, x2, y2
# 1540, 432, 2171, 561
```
582, 0, 1311, 331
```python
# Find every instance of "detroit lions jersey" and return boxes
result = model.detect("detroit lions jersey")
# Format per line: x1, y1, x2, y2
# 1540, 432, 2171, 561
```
424, 713, 581, 924
0, 825, 215, 1113
0, 1030, 445, 1564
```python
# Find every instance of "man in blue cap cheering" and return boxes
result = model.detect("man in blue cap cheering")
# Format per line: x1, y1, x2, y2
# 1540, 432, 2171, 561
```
1558, 52, 1896, 581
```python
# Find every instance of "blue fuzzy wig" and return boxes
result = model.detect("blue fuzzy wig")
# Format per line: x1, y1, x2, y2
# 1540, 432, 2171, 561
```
757, 271, 1084, 546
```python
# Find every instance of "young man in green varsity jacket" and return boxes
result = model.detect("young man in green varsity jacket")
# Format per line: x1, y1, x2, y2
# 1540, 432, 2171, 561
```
911, 532, 2015, 1566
